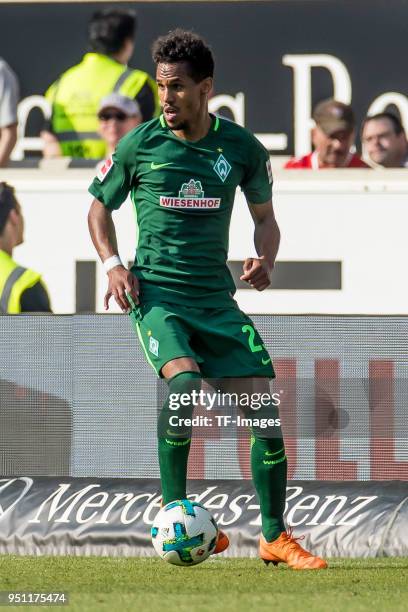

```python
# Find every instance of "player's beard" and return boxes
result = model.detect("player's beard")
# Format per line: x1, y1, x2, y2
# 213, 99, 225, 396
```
171, 119, 188, 131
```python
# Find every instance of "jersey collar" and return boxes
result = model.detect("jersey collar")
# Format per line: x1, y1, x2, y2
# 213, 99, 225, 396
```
159, 113, 220, 132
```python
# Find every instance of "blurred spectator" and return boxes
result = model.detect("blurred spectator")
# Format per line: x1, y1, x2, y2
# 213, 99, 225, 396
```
41, 8, 159, 159
0, 378, 72, 476
97, 93, 142, 156
0, 58, 19, 167
0, 183, 51, 313
361, 112, 408, 168
285, 99, 368, 169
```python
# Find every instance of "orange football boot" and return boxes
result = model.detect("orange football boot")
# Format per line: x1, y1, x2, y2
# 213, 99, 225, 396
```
212, 530, 229, 554
260, 529, 327, 570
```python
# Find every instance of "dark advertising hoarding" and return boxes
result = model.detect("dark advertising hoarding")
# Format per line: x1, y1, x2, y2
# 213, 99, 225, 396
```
0, 1, 407, 156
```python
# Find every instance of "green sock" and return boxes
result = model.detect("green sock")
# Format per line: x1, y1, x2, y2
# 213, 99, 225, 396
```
250, 428, 287, 542
158, 371, 202, 505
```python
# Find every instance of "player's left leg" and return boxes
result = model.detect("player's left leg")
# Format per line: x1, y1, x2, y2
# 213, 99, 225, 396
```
247, 379, 326, 568
248, 381, 287, 543
222, 376, 287, 544
222, 376, 327, 569
193, 304, 327, 568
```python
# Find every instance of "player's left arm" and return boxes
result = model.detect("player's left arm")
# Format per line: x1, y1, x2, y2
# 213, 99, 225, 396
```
240, 200, 280, 291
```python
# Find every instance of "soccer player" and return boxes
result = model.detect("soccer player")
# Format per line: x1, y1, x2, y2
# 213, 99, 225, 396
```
88, 29, 327, 570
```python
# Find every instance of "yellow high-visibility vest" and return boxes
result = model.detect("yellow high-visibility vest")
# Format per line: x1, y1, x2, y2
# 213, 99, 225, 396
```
45, 53, 159, 159
0, 250, 42, 314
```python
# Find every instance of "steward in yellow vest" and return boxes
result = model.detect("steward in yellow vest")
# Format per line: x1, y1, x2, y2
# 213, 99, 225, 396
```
42, 9, 159, 159
0, 183, 51, 313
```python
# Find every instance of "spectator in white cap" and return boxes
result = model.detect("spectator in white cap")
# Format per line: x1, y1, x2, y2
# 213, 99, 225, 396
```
97, 93, 142, 156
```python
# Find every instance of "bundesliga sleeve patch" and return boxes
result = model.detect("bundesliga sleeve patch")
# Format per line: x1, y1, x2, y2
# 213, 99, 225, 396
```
97, 155, 114, 183
266, 159, 273, 184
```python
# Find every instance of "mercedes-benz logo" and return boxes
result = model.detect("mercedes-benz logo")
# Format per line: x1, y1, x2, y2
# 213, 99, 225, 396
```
0, 477, 33, 520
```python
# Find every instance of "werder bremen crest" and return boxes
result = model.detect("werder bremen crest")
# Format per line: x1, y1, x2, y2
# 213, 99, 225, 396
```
213, 154, 231, 182
149, 336, 159, 357
179, 179, 204, 198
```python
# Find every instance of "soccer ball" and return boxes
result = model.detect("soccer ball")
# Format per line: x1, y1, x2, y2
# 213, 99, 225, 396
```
151, 499, 218, 566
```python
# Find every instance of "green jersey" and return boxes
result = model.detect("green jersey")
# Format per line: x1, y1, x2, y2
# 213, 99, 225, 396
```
89, 114, 272, 307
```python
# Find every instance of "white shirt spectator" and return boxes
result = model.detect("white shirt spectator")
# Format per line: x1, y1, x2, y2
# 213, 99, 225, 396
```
0, 58, 19, 167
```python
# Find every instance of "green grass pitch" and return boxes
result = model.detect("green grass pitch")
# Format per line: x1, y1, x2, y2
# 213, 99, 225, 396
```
0, 557, 407, 612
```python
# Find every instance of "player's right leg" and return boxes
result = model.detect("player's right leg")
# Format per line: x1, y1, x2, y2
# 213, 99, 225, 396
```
129, 304, 229, 553
129, 303, 200, 501
159, 358, 201, 505
159, 357, 229, 555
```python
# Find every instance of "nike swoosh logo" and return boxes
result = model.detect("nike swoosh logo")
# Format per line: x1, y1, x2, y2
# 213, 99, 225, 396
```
151, 162, 173, 170
265, 447, 284, 457
262, 357, 271, 365
166, 429, 189, 437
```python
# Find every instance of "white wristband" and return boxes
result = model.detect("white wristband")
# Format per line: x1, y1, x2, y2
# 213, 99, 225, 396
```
103, 255, 123, 273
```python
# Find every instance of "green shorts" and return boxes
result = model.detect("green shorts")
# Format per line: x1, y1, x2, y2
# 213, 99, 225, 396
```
129, 300, 275, 379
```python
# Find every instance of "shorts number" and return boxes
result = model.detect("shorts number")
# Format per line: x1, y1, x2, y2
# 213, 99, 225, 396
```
241, 324, 263, 353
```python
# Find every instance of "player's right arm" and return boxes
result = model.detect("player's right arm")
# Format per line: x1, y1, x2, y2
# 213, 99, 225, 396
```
87, 133, 139, 312
88, 198, 139, 312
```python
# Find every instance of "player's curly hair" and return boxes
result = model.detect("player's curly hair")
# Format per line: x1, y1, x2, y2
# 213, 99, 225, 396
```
152, 29, 214, 83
